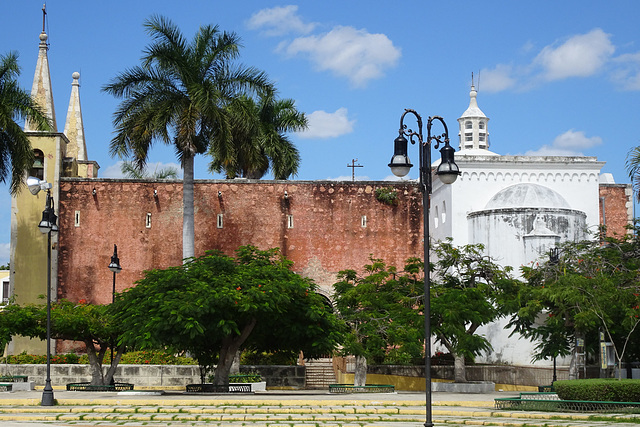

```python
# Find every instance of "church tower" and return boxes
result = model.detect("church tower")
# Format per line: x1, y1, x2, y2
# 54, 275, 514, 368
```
457, 78, 491, 153
8, 11, 98, 355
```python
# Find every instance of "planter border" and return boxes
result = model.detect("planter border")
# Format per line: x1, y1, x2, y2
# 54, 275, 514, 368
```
66, 382, 134, 392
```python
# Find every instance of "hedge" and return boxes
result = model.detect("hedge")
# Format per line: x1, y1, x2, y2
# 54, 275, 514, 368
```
554, 379, 640, 402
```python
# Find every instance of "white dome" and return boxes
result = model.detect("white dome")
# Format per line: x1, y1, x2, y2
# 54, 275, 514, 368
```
485, 183, 570, 210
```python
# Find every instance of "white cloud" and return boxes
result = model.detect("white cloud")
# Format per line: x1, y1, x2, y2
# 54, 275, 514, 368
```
479, 64, 517, 93
101, 161, 183, 179
611, 52, 640, 90
296, 108, 355, 139
247, 5, 316, 36
534, 28, 615, 81
282, 26, 401, 88
525, 129, 602, 156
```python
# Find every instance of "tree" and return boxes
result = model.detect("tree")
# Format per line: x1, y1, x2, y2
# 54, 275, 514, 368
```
102, 15, 270, 261
0, 52, 51, 194
0, 300, 125, 385
626, 146, 640, 201
430, 240, 521, 383
113, 246, 342, 385
333, 257, 424, 386
510, 233, 640, 380
120, 160, 178, 180
209, 89, 306, 179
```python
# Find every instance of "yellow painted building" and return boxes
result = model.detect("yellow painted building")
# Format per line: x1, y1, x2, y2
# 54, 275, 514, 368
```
8, 29, 98, 355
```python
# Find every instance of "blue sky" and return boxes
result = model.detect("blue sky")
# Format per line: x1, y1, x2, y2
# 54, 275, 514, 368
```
1, 1, 639, 266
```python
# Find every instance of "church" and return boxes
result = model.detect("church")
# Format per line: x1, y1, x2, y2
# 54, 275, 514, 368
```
8, 25, 633, 369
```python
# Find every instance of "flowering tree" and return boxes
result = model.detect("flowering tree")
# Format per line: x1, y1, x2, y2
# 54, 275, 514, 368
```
333, 257, 424, 386
0, 300, 124, 385
114, 246, 342, 385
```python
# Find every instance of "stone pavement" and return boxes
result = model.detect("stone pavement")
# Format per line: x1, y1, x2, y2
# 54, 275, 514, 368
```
0, 388, 639, 426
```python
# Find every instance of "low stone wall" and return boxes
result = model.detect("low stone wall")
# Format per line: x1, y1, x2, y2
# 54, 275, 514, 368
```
0, 364, 306, 389
368, 364, 569, 387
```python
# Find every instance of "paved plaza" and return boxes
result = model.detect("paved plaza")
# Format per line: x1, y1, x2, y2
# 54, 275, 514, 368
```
0, 389, 639, 426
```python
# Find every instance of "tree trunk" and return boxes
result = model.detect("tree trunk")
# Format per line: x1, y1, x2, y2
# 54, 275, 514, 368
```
85, 341, 105, 385
213, 319, 257, 385
454, 354, 466, 383
354, 355, 367, 387
182, 154, 195, 262
230, 350, 240, 375
103, 343, 126, 385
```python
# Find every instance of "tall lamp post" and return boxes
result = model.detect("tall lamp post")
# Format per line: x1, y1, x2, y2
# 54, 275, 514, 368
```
388, 109, 460, 427
108, 245, 122, 367
27, 177, 58, 407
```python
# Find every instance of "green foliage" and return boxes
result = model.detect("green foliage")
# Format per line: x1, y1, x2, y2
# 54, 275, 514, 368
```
120, 161, 179, 180
0, 299, 126, 385
207, 372, 263, 383
333, 256, 425, 366
431, 240, 521, 365
240, 350, 298, 365
555, 379, 640, 402
509, 230, 640, 371
0, 350, 197, 365
374, 188, 398, 206
209, 91, 306, 179
0, 52, 51, 194
0, 351, 79, 364
114, 245, 342, 385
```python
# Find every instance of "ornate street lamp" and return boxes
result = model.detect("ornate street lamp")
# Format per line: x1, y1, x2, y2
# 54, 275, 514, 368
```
388, 109, 459, 427
108, 244, 122, 303
27, 176, 58, 406
107, 244, 122, 368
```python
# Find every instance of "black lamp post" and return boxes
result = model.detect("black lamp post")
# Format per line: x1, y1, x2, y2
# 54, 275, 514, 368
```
32, 182, 58, 406
108, 245, 122, 367
108, 244, 122, 303
388, 109, 459, 427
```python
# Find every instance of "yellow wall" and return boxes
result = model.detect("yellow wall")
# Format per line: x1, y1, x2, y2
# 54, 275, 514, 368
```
10, 133, 65, 354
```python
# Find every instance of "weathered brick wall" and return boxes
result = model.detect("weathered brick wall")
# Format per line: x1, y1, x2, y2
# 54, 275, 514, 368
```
599, 184, 633, 238
57, 179, 423, 304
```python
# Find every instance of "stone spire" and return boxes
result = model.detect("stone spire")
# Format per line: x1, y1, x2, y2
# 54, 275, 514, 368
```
63, 72, 87, 161
457, 75, 490, 153
24, 28, 57, 132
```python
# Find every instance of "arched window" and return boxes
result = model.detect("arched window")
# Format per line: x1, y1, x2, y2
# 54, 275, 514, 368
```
479, 122, 485, 130
465, 121, 472, 129
30, 150, 44, 180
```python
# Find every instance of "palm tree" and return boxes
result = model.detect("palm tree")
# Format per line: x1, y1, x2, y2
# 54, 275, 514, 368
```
209, 89, 306, 179
626, 146, 640, 202
0, 52, 51, 194
103, 15, 270, 261
120, 160, 179, 180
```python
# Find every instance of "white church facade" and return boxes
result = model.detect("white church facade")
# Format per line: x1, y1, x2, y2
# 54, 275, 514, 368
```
431, 83, 624, 366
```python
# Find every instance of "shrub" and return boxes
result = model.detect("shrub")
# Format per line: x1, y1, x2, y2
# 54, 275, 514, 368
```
240, 350, 298, 365
207, 372, 263, 383
375, 188, 398, 206
555, 379, 640, 402
0, 350, 196, 365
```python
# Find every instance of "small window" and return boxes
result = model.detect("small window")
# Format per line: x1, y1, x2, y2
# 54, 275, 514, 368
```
30, 150, 44, 180
479, 134, 485, 141
74, 211, 80, 227
145, 213, 152, 229
479, 122, 485, 130
465, 133, 472, 142
442, 201, 447, 224
287, 215, 294, 229
361, 215, 367, 228
465, 121, 472, 129
217, 214, 223, 229
434, 206, 439, 229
